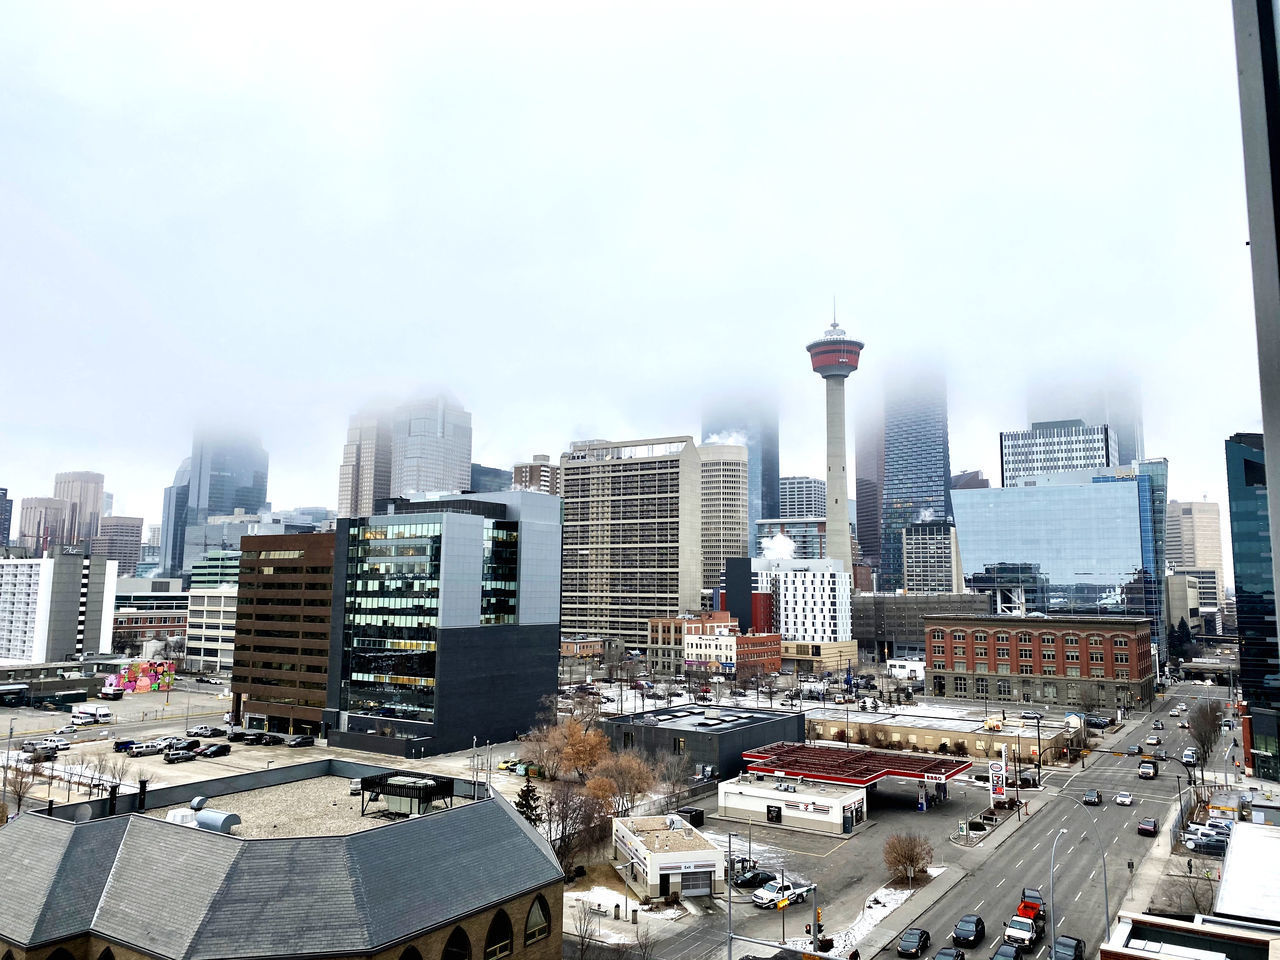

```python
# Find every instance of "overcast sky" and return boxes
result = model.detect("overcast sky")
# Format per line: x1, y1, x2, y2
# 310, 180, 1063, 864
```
0, 2, 1262, 559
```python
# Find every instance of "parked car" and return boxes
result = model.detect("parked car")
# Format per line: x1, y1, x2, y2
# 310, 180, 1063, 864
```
127, 742, 163, 758
286, 735, 315, 748
1184, 835, 1228, 856
55, 724, 78, 735
1085, 715, 1109, 729
164, 750, 198, 764
1115, 792, 1134, 806
172, 738, 200, 752
896, 928, 931, 958
155, 736, 183, 750
1137, 817, 1159, 837
258, 733, 287, 746
112, 739, 136, 753
990, 946, 1026, 960
194, 743, 232, 758
1082, 789, 1102, 806
732, 869, 777, 889
227, 729, 247, 742
186, 725, 216, 737
1020, 710, 1044, 721
40, 736, 71, 751
953, 914, 986, 947
1050, 936, 1086, 960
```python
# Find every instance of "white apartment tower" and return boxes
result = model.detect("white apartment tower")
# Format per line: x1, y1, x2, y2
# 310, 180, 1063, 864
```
1166, 500, 1226, 609
751, 557, 851, 645
779, 476, 826, 519
999, 420, 1118, 487
0, 556, 117, 663
338, 412, 393, 517
699, 444, 749, 594
391, 395, 473, 498
560, 437, 702, 657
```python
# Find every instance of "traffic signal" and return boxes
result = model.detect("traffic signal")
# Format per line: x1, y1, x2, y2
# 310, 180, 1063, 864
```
805, 925, 812, 936
816, 923, 825, 935
817, 908, 823, 923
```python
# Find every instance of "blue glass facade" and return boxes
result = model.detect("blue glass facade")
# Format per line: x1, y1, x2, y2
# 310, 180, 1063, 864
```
1226, 433, 1278, 716
879, 379, 952, 591
953, 481, 1157, 624
703, 400, 779, 557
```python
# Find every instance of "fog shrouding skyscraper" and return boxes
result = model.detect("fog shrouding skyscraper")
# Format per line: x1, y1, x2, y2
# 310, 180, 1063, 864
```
1166, 499, 1226, 610
17, 498, 71, 556
780, 476, 826, 518
879, 375, 953, 592
53, 471, 105, 544
91, 516, 144, 577
699, 443, 749, 593
1028, 379, 1144, 466
805, 321, 864, 577
855, 389, 885, 569
1000, 420, 1118, 486
337, 412, 392, 518
701, 395, 779, 558
470, 464, 513, 493
391, 395, 472, 498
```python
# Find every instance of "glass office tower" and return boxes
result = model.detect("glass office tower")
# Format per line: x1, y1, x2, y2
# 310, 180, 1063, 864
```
879, 377, 953, 591
953, 480, 1156, 622
702, 397, 780, 558
1227, 434, 1278, 707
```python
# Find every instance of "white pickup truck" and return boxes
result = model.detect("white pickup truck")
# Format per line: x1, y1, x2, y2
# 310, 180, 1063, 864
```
751, 879, 815, 908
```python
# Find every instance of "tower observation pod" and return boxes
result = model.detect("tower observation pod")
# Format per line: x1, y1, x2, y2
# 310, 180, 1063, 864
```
806, 321, 864, 576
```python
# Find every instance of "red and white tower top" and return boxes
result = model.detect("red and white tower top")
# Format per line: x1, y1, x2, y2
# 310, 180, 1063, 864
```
806, 321, 864, 379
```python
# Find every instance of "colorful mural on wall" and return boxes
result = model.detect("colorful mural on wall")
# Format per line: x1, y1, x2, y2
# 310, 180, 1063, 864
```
102, 660, 176, 694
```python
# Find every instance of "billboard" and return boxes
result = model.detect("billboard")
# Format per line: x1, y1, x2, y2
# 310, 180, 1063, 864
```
989, 744, 1008, 801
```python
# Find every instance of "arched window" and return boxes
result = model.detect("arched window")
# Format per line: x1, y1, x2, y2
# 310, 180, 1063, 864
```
525, 895, 551, 945
443, 927, 471, 960
401, 948, 423, 960
4, 950, 16, 960
48, 950, 75, 960
484, 910, 514, 960
99, 949, 117, 960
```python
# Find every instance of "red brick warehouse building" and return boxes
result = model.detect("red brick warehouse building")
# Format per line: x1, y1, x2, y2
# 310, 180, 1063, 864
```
923, 614, 1155, 712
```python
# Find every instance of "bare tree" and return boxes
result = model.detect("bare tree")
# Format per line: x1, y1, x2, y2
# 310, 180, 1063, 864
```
543, 779, 611, 874
1188, 701, 1224, 782
10, 760, 42, 816
656, 752, 692, 811
1169, 875, 1216, 915
882, 833, 933, 884
594, 751, 658, 816
632, 918, 657, 960
571, 900, 600, 960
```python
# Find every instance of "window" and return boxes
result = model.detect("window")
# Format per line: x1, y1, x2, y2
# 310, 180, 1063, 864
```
1116, 669, 1130, 679
932, 644, 945, 656
674, 738, 685, 755
952, 631, 966, 642
954, 660, 967, 672
996, 646, 1010, 659
1043, 682, 1058, 699
401, 949, 423, 960
485, 911, 514, 960
1113, 637, 1128, 648
933, 661, 945, 671
1041, 635, 1056, 646
525, 895, 551, 944
1115, 653, 1129, 664
997, 679, 1012, 697
1065, 651, 1080, 662
953, 676, 969, 694
932, 629, 945, 641
1090, 668, 1105, 677
973, 632, 988, 645
1015, 633, 1030, 644
1019, 664, 1034, 675
1019, 648, 1033, 660
1090, 652, 1105, 663
975, 678, 989, 695
997, 664, 1011, 674
1089, 636, 1104, 647
1064, 635, 1079, 646
1067, 667, 1081, 677
1042, 650, 1056, 660
443, 927, 472, 960
974, 646, 987, 658
953, 645, 966, 657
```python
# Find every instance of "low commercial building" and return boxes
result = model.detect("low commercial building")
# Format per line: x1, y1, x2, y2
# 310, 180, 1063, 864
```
719, 772, 866, 835
560, 637, 604, 658
186, 584, 238, 673
600, 706, 804, 779
850, 592, 992, 661
611, 815, 725, 899
780, 639, 859, 677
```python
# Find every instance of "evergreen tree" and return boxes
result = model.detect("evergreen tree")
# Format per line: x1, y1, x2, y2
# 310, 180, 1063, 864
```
1177, 617, 1194, 648
515, 774, 543, 828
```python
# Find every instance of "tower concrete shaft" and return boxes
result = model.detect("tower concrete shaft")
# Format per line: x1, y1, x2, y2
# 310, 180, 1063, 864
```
824, 376, 854, 575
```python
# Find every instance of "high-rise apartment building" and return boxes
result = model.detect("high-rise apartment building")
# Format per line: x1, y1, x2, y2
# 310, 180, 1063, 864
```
159, 459, 191, 578
1028, 379, 1145, 467
999, 420, 1118, 487
699, 443, 749, 595
470, 464, 513, 493
561, 437, 702, 658
780, 477, 826, 519
0, 555, 117, 662
91, 516, 144, 577
186, 584, 238, 673
855, 394, 885, 568
391, 395, 472, 498
325, 492, 560, 755
902, 520, 963, 595
702, 396, 780, 558
1166, 500, 1226, 609
756, 517, 850, 561
741, 558, 852, 645
337, 412, 392, 518
879, 375, 953, 592
513, 454, 561, 496
232, 531, 335, 736
53, 471, 105, 544
0, 487, 13, 548
17, 498, 71, 556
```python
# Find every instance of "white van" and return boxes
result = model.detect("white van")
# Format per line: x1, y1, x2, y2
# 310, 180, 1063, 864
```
1182, 747, 1198, 764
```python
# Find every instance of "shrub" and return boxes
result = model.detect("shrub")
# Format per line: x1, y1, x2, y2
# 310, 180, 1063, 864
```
883, 833, 933, 883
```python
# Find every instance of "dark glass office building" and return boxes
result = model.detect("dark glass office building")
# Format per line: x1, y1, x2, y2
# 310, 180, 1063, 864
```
878, 377, 953, 592
702, 397, 780, 558
324, 490, 561, 757
1226, 433, 1278, 781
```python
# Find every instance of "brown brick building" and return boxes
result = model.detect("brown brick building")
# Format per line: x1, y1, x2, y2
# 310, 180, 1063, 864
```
923, 614, 1155, 711
231, 531, 334, 735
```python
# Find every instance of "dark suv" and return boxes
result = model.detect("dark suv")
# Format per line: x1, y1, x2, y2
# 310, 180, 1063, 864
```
1082, 789, 1102, 806
1051, 935, 1086, 960
952, 914, 985, 947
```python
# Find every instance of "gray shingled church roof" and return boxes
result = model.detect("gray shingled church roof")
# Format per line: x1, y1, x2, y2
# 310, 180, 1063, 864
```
0, 796, 562, 959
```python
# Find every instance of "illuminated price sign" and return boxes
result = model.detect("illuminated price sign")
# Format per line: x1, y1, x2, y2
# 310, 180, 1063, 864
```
989, 760, 1006, 799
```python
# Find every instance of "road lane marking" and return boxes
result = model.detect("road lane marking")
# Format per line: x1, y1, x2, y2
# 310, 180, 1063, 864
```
975, 899, 985, 910
1090, 870, 1097, 881
1074, 891, 1082, 902
1113, 835, 1120, 844
1016, 859, 1025, 869
1033, 841, 1041, 850
1067, 846, 1075, 856
1054, 862, 1063, 871
997, 878, 1006, 888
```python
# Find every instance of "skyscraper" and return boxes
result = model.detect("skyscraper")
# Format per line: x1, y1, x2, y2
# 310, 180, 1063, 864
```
806, 321, 864, 577
159, 458, 191, 578
0, 487, 11, 548
470, 464, 513, 493
337, 411, 392, 518
855, 392, 884, 568
879, 374, 952, 592
17, 498, 71, 556
513, 454, 561, 496
391, 395, 472, 498
1027, 379, 1144, 466
701, 395, 780, 558
779, 477, 826, 518
699, 443, 749, 594
1226, 434, 1277, 706
91, 516, 144, 577
53, 471, 105, 544
999, 420, 1118, 486
1166, 500, 1226, 610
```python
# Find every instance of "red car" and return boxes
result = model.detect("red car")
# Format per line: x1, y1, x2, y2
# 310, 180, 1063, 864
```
1137, 817, 1159, 837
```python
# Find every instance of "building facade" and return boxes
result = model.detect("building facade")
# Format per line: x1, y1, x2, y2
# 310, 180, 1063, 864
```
0, 486, 11, 547
326, 491, 561, 756
1166, 499, 1226, 611
391, 394, 473, 498
1166, 573, 1202, 636
756, 517, 836, 560
52, 470, 105, 544
185, 584, 239, 673
648, 610, 738, 676
850, 592, 993, 661
513, 454, 561, 496
999, 420, 1117, 488
950, 470, 990, 489
471, 463, 513, 493
878, 375, 953, 592
855, 393, 884, 569
231, 532, 335, 735
751, 558, 852, 645
0, 555, 117, 663
1028, 379, 1145, 467
560, 437, 702, 658
780, 476, 826, 518
923, 614, 1155, 710
91, 515, 144, 577
698, 443, 749, 595
1226, 434, 1278, 715
702, 396, 780, 558
337, 411, 393, 518
17, 496, 71, 555
902, 520, 963, 594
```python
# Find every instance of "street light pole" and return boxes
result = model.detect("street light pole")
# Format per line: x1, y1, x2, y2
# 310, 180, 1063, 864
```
1035, 717, 1043, 783
2, 718, 14, 804
727, 832, 736, 960
1049, 827, 1068, 943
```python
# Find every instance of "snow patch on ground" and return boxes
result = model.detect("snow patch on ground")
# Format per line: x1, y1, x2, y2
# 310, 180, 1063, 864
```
566, 885, 684, 923
783, 870, 947, 955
